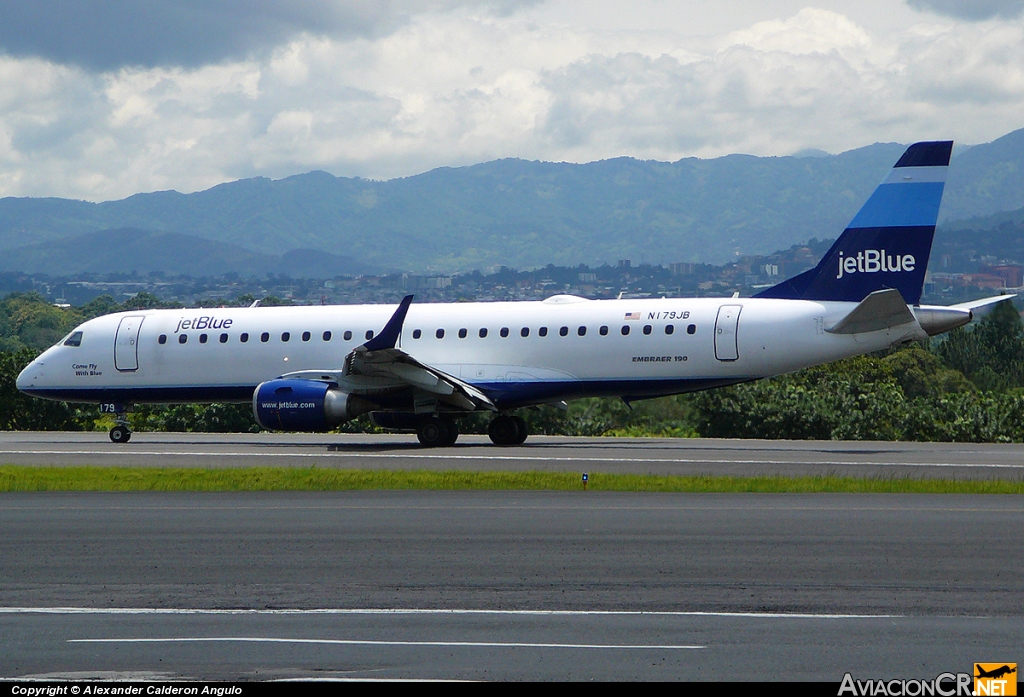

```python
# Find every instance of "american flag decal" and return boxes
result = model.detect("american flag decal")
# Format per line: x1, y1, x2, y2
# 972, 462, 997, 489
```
624, 312, 641, 320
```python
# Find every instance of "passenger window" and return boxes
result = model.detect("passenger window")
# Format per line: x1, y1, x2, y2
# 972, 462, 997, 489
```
436, 328, 445, 339
599, 326, 608, 336
158, 334, 167, 345
199, 334, 208, 344
413, 329, 422, 339
687, 324, 696, 335
521, 327, 529, 337
281, 332, 290, 342
559, 326, 568, 337
479, 328, 488, 338
500, 327, 509, 338
261, 332, 270, 342
539, 327, 548, 337
621, 325, 630, 336
302, 331, 311, 342
578, 326, 587, 336
64, 331, 83, 347
179, 334, 188, 344
459, 328, 467, 339
365, 330, 374, 340
665, 324, 674, 335
323, 331, 332, 341
344, 330, 352, 341
643, 325, 652, 335
240, 333, 249, 343
219, 333, 228, 343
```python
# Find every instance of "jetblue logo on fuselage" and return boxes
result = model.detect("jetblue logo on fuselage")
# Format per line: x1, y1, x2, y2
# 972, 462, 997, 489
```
174, 316, 234, 333
837, 250, 916, 280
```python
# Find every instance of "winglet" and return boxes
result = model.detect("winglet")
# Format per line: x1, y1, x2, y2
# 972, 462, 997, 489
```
362, 295, 414, 351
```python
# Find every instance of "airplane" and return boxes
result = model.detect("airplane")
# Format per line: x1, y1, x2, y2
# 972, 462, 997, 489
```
975, 665, 1017, 680
16, 140, 1013, 446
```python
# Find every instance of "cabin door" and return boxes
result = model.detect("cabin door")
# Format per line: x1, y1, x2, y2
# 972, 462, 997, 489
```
714, 305, 741, 361
114, 316, 145, 372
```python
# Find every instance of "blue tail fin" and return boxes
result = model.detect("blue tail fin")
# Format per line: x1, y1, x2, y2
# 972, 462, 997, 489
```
755, 140, 952, 305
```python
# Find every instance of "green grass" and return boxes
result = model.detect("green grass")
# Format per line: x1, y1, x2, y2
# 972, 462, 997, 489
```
0, 466, 1022, 494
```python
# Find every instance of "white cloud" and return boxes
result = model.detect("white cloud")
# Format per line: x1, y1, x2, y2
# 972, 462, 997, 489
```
0, 3, 1023, 200
723, 8, 873, 57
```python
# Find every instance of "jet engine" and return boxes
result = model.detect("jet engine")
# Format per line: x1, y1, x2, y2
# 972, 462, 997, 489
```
913, 306, 973, 336
253, 379, 373, 432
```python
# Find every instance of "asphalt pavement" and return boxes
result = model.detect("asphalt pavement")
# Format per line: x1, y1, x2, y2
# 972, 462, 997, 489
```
1, 489, 1021, 680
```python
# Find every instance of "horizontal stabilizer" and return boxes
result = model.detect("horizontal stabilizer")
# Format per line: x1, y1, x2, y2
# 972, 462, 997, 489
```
826, 289, 916, 334
950, 293, 1017, 313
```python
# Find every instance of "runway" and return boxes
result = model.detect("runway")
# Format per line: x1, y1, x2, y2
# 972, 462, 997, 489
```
2, 431, 1024, 479
1, 490, 1022, 680
5, 608, 1022, 682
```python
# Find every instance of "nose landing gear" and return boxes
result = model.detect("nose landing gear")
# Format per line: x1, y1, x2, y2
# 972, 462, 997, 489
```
101, 403, 133, 443
109, 423, 132, 443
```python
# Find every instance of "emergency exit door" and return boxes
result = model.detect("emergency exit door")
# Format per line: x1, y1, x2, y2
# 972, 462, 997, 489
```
114, 315, 145, 371
714, 305, 741, 361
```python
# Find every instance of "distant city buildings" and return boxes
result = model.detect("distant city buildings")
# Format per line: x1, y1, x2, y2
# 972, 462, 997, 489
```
4, 234, 1020, 309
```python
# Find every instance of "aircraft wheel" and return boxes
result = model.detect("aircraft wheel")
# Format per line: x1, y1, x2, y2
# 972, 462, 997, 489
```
417, 416, 451, 447
109, 425, 132, 443
511, 415, 528, 444
488, 415, 521, 446
442, 417, 459, 447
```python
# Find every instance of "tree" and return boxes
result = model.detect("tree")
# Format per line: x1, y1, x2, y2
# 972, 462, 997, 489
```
936, 301, 1024, 391
0, 349, 85, 430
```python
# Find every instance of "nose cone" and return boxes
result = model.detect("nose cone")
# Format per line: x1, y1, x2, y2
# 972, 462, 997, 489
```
16, 360, 41, 393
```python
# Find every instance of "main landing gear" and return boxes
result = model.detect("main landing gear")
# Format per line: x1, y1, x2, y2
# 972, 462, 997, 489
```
416, 415, 459, 447
488, 414, 528, 446
411, 413, 529, 447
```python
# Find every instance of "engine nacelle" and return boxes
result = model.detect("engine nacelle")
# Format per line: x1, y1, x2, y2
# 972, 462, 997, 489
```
913, 306, 973, 337
253, 379, 373, 432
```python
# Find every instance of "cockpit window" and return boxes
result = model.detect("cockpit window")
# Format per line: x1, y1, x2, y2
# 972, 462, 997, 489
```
63, 331, 83, 347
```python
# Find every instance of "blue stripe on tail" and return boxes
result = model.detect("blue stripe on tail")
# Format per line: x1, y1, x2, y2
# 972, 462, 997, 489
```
756, 141, 952, 305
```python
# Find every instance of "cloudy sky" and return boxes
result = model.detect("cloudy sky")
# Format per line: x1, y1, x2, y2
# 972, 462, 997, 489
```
0, 0, 1022, 201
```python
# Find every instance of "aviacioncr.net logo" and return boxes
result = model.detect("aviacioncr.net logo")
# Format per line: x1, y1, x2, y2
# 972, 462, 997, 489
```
838, 672, 972, 696
975, 664, 1017, 696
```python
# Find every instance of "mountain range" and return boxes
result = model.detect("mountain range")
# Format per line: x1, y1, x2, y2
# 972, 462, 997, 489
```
1, 128, 1023, 275
0, 228, 374, 277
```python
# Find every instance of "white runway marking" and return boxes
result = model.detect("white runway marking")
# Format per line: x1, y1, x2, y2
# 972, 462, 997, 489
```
0, 607, 902, 619
1, 449, 1022, 469
68, 637, 705, 650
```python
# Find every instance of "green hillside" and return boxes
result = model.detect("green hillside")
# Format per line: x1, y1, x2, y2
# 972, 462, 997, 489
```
1, 129, 1022, 273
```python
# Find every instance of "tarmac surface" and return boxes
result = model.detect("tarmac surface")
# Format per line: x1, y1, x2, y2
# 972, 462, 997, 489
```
1, 488, 1022, 680
1, 433, 1022, 680
2, 430, 1024, 479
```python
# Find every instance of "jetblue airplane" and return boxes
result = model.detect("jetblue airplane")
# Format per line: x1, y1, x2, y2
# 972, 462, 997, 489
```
16, 141, 1010, 445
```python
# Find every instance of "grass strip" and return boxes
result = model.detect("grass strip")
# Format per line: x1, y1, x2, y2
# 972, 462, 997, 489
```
0, 466, 1022, 494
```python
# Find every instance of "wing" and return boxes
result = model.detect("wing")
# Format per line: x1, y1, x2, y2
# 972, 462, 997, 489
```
278, 295, 496, 412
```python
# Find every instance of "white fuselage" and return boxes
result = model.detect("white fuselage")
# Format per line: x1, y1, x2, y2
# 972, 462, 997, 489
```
18, 295, 919, 410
